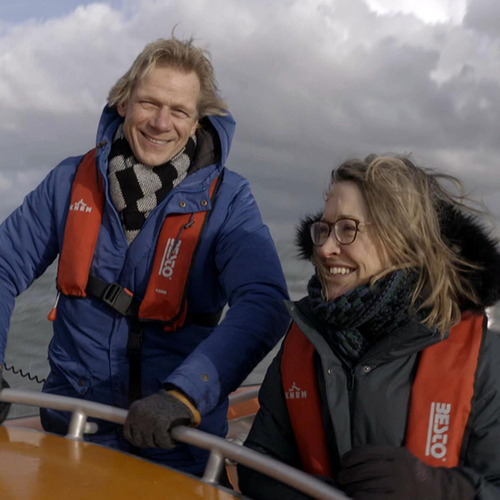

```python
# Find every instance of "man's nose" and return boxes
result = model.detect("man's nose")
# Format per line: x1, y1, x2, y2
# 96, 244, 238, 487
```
151, 107, 173, 131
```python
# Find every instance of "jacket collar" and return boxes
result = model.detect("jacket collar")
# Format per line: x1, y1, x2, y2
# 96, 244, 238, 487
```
286, 298, 443, 365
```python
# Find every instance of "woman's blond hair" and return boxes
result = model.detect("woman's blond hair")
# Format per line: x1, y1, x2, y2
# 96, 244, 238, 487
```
108, 37, 228, 118
314, 155, 480, 336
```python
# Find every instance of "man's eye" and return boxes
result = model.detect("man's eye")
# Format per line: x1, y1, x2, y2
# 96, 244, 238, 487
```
172, 109, 189, 118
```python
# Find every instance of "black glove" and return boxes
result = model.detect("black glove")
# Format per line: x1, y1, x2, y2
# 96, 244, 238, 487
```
124, 389, 200, 449
0, 369, 11, 424
337, 445, 475, 500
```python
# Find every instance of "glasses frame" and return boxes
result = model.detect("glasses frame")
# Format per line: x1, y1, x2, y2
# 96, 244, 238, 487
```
310, 217, 372, 246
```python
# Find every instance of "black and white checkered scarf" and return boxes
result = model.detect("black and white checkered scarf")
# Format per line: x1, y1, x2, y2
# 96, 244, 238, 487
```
108, 124, 197, 243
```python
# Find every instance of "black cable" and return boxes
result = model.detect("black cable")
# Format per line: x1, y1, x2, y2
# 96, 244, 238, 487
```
3, 363, 46, 384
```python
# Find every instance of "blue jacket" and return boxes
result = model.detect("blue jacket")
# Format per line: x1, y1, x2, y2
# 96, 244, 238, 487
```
0, 106, 289, 472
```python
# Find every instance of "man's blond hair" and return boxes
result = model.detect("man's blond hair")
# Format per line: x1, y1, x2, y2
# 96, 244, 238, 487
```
108, 37, 228, 118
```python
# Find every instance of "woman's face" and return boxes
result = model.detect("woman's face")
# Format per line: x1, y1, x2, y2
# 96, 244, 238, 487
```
315, 181, 389, 300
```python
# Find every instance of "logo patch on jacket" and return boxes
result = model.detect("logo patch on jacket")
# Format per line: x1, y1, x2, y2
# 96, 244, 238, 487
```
70, 198, 92, 213
159, 238, 181, 279
426, 402, 451, 461
285, 382, 307, 400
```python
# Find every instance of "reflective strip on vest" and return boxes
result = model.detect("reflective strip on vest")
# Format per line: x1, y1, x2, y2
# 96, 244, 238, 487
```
281, 313, 484, 474
282, 323, 332, 477
405, 312, 484, 467
57, 148, 219, 330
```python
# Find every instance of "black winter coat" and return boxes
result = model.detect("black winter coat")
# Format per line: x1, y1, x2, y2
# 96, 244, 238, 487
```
239, 208, 500, 500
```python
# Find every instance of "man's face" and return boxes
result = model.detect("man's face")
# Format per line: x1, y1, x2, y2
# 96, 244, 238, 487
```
118, 65, 200, 166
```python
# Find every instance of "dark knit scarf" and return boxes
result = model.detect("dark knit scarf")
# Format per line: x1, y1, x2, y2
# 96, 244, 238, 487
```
307, 270, 420, 366
108, 124, 197, 243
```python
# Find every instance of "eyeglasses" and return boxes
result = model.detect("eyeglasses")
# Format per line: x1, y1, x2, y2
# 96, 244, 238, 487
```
310, 218, 372, 246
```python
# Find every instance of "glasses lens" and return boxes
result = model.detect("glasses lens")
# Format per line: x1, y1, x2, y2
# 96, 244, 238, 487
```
310, 221, 330, 245
335, 219, 358, 244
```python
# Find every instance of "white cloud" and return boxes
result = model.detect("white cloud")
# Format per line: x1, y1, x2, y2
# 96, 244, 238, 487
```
0, 0, 499, 230
0, 4, 131, 117
365, 0, 467, 24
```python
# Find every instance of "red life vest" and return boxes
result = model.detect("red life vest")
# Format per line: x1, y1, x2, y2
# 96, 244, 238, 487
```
56, 148, 220, 331
281, 312, 484, 476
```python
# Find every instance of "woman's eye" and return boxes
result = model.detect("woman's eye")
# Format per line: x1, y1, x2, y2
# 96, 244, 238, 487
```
339, 222, 356, 233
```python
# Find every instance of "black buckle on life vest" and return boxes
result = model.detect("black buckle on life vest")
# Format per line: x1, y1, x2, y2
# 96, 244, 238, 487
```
86, 275, 139, 317
102, 282, 126, 309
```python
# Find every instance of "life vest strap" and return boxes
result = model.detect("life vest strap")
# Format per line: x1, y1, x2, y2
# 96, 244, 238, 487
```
86, 275, 139, 317
127, 318, 143, 403
184, 310, 223, 328
86, 274, 222, 327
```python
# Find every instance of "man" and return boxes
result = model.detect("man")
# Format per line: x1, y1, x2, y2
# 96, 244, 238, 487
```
0, 38, 289, 475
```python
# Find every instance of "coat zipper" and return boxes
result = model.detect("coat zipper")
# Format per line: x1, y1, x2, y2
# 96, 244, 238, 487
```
347, 368, 355, 414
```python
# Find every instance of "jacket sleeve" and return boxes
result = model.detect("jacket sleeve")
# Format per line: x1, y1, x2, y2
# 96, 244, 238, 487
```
164, 176, 290, 414
454, 328, 500, 499
0, 165, 67, 363
238, 347, 316, 499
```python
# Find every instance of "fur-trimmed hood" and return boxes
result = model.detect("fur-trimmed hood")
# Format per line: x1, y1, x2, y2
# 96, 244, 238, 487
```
296, 207, 500, 311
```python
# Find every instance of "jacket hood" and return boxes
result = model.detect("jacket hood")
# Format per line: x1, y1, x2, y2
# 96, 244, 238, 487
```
95, 105, 236, 173
204, 113, 236, 167
295, 206, 500, 311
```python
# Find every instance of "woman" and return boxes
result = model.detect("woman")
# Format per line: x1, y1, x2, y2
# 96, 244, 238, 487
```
238, 155, 500, 499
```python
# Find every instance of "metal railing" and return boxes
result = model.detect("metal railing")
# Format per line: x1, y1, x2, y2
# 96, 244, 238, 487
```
0, 389, 349, 500
228, 386, 260, 406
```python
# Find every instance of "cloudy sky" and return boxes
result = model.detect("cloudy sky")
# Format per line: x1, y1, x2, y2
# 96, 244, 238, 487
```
1, 0, 499, 243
